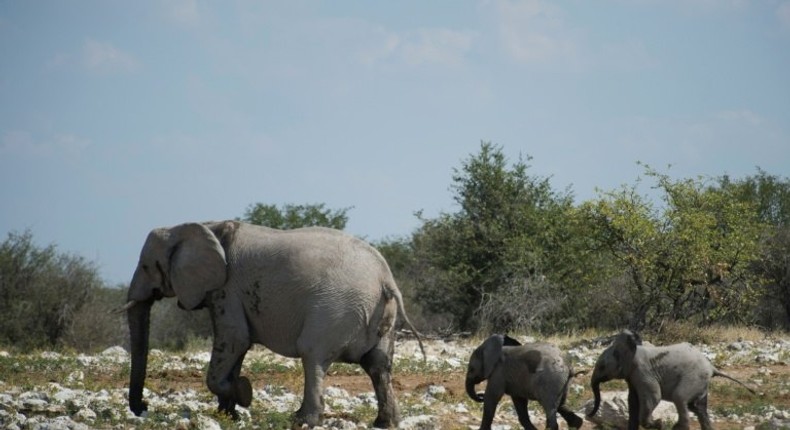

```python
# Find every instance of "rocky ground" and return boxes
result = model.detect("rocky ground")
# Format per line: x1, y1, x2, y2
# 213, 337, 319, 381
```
1, 334, 789, 429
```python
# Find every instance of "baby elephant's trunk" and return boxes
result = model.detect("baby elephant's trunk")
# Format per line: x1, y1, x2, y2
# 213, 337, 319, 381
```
588, 376, 602, 417
465, 377, 483, 403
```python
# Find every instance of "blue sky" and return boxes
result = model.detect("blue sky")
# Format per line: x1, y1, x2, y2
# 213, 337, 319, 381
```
1, 1, 789, 285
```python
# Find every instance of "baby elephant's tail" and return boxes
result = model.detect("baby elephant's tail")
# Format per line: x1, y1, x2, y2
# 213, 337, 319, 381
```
556, 368, 584, 429
713, 369, 757, 395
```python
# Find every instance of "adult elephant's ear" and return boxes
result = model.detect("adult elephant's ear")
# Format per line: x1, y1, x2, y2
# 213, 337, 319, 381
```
168, 223, 228, 310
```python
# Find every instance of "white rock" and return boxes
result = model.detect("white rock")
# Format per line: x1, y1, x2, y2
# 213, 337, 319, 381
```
39, 351, 62, 360
756, 352, 779, 363
728, 341, 749, 351
398, 414, 437, 429
189, 351, 212, 363
0, 392, 15, 407
52, 387, 79, 404
101, 345, 128, 357
426, 385, 446, 397
444, 357, 462, 368
175, 418, 192, 430
195, 415, 222, 430
581, 391, 677, 429
66, 370, 85, 385
76, 354, 96, 366
454, 403, 469, 413
325, 386, 350, 398
74, 407, 97, 422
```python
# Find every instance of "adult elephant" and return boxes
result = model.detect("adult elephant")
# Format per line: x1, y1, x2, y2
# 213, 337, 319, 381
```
120, 220, 424, 428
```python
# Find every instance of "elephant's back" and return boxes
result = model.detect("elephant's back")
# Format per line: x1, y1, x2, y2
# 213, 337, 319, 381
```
505, 343, 570, 401
228, 224, 391, 358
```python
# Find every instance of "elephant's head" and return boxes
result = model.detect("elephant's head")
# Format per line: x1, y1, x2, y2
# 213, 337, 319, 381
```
465, 334, 521, 402
125, 222, 230, 416
588, 330, 642, 417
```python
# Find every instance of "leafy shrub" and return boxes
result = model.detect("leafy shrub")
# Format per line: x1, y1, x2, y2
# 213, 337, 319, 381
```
0, 230, 105, 350
474, 275, 562, 334
62, 285, 127, 352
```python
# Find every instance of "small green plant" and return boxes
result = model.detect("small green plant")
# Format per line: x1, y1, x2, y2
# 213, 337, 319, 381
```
345, 403, 377, 424
247, 357, 298, 374
257, 410, 293, 429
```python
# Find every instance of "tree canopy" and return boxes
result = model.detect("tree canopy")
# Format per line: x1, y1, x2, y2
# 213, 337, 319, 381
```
3, 143, 789, 352
580, 167, 764, 330
241, 203, 351, 230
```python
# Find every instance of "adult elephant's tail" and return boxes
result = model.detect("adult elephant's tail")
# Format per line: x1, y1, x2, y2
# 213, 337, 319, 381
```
383, 281, 426, 361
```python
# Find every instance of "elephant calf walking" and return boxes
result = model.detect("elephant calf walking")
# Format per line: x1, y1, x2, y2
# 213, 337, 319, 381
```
589, 330, 756, 430
466, 334, 584, 430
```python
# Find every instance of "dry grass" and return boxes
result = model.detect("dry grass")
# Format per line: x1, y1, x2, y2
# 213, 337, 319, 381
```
2, 326, 787, 429
651, 321, 776, 345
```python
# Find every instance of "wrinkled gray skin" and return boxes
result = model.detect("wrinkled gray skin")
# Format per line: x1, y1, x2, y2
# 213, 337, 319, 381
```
465, 335, 584, 430
589, 330, 755, 430
124, 221, 424, 429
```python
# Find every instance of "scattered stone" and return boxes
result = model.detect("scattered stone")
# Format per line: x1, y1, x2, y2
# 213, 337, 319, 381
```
399, 414, 436, 429
426, 384, 446, 397
66, 370, 84, 385
1, 339, 787, 429
581, 391, 677, 429
195, 415, 222, 430
73, 407, 97, 422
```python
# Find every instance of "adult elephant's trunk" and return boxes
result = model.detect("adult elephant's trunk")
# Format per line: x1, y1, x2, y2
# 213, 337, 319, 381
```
465, 378, 484, 403
128, 299, 153, 416
589, 375, 602, 417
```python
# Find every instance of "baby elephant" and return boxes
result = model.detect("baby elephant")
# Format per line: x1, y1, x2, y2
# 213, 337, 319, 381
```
466, 334, 584, 430
589, 330, 756, 430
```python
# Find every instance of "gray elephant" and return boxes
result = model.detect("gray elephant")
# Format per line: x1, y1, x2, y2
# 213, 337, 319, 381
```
120, 221, 425, 428
465, 334, 584, 430
589, 330, 755, 430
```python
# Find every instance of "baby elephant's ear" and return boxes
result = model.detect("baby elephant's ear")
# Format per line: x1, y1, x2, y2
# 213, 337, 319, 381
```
503, 335, 522, 346
622, 330, 642, 349
482, 335, 506, 379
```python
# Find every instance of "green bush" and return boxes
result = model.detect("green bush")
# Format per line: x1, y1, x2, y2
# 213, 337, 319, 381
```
0, 230, 106, 350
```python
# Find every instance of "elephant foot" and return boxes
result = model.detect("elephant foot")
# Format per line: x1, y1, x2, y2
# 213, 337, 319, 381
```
372, 414, 399, 429
219, 406, 240, 420
234, 376, 253, 408
292, 409, 323, 429
560, 407, 584, 429
565, 414, 584, 429
129, 399, 148, 417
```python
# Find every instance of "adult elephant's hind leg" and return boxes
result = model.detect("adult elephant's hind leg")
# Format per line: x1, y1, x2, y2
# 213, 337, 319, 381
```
360, 333, 399, 428
295, 356, 330, 428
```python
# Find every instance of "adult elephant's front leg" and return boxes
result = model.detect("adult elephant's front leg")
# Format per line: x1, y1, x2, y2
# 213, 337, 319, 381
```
360, 334, 399, 428
206, 290, 252, 418
215, 353, 250, 418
